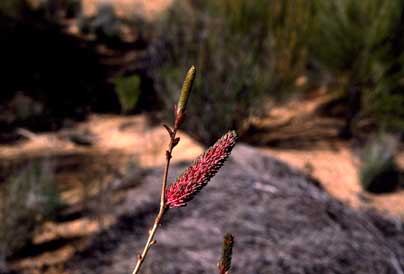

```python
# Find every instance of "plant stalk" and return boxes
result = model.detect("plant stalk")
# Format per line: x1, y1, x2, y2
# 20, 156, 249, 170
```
130, 128, 177, 274
130, 66, 194, 274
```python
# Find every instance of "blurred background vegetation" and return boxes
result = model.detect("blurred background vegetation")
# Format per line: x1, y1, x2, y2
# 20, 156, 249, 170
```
1, 0, 403, 141
152, 0, 312, 143
0, 0, 403, 267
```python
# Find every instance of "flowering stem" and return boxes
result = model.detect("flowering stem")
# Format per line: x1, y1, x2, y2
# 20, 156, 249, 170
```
130, 66, 196, 274
130, 127, 177, 274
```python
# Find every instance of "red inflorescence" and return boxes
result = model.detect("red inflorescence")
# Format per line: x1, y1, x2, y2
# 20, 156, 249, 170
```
165, 131, 238, 208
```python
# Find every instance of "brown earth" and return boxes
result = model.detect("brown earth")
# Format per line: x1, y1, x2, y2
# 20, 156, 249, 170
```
80, 0, 173, 19
1, 114, 202, 274
246, 92, 404, 217
1, 95, 403, 274
21, 145, 404, 274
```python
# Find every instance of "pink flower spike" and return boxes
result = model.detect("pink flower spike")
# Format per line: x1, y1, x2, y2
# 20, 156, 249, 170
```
165, 131, 238, 208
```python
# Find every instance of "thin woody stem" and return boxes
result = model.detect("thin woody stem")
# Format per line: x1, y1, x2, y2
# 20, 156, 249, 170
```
160, 128, 177, 215
130, 128, 177, 274
130, 66, 195, 274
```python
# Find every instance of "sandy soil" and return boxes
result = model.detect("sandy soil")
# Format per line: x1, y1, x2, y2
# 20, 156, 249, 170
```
1, 107, 402, 219
1, 109, 403, 274
1, 101, 402, 217
81, 0, 173, 19
252, 94, 404, 217
264, 145, 404, 216
0, 114, 203, 168
1, 114, 203, 274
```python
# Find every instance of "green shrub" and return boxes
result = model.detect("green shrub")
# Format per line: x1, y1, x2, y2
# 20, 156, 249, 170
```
114, 74, 142, 114
359, 133, 400, 193
153, 0, 311, 144
0, 160, 60, 261
310, 0, 404, 134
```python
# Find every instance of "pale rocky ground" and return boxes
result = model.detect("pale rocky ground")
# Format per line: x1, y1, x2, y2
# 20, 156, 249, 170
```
1, 111, 403, 274
2, 112, 402, 218
65, 144, 404, 274
267, 145, 404, 217
2, 114, 203, 274
248, 92, 404, 217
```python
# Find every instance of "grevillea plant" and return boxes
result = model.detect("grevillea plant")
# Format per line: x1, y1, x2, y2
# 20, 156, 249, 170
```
130, 66, 238, 274
166, 131, 237, 208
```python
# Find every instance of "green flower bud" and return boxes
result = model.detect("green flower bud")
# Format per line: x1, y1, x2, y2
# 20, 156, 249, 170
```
177, 65, 196, 115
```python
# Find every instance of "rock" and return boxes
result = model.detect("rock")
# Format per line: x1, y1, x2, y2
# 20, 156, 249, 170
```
68, 144, 404, 274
